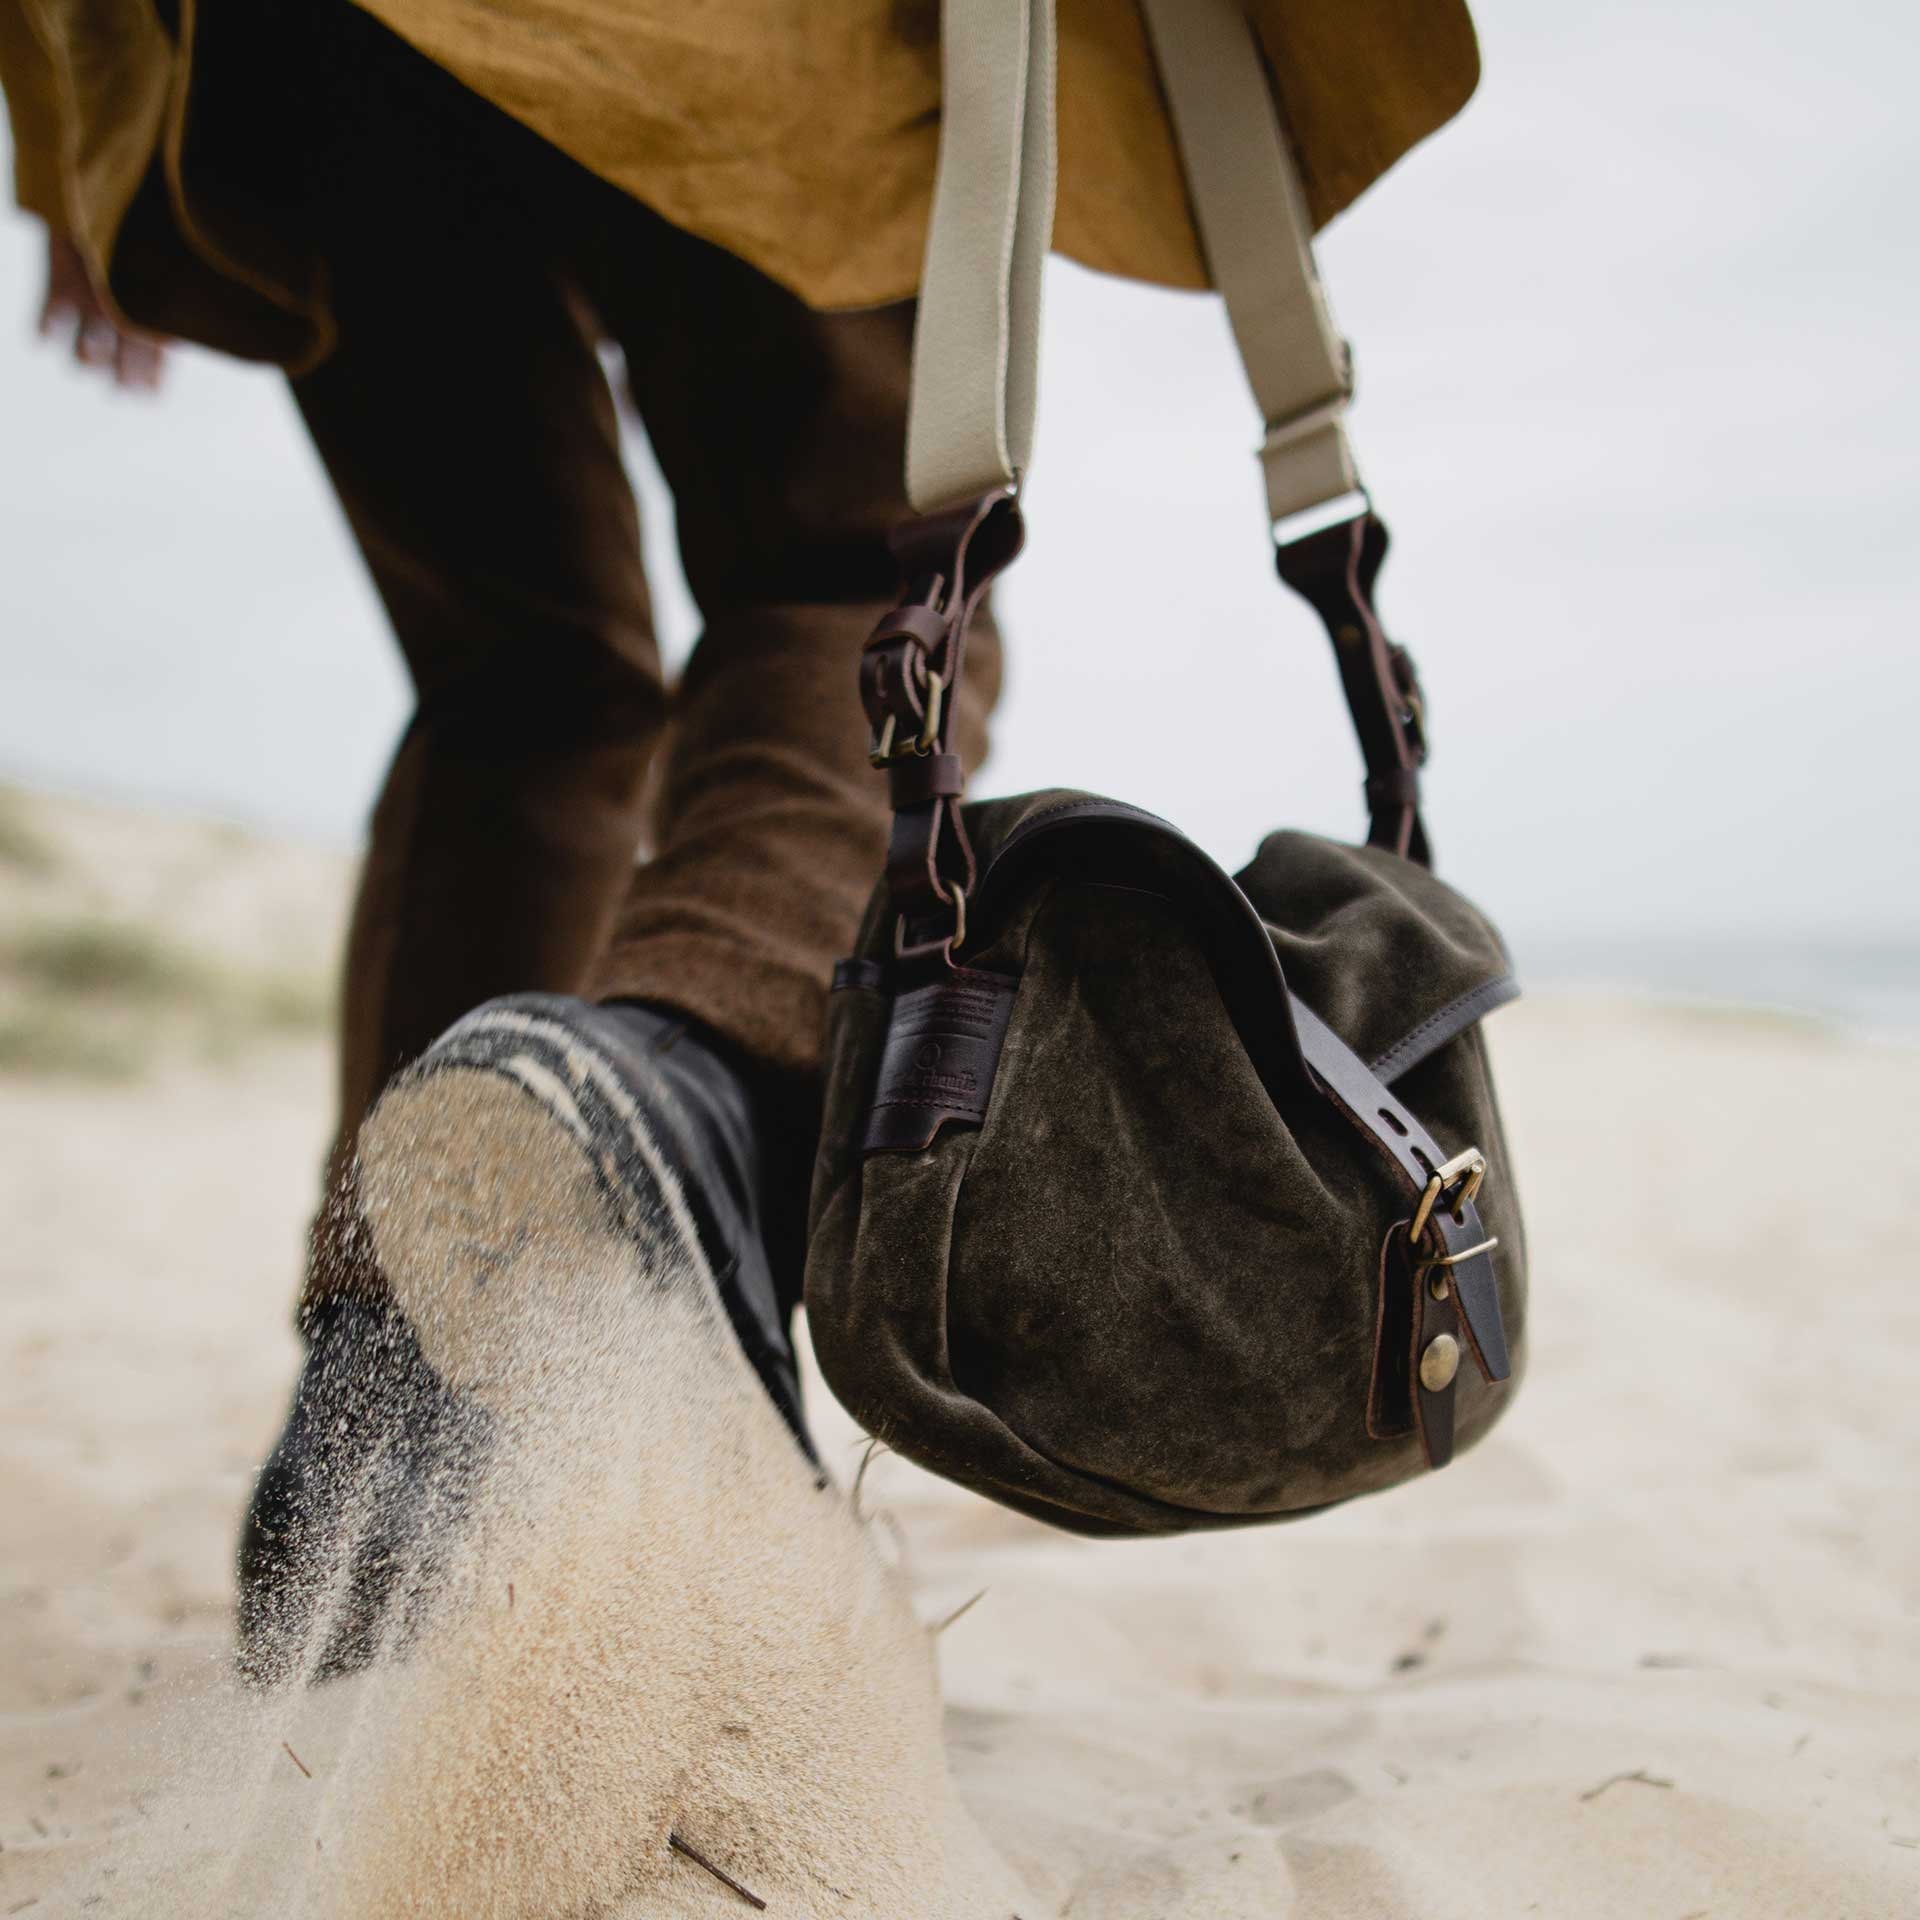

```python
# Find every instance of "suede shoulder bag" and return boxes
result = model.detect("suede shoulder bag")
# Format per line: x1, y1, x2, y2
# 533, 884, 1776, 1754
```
803, 0, 1526, 1535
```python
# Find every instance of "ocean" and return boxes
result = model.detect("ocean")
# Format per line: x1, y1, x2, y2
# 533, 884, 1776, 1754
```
1511, 933, 1920, 1047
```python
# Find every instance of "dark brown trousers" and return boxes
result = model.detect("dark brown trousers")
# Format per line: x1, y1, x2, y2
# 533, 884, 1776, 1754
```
291, 12, 1000, 1308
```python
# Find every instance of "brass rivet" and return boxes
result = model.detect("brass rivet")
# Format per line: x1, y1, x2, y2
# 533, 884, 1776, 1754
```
1427, 1272, 1451, 1301
1419, 1333, 1460, 1393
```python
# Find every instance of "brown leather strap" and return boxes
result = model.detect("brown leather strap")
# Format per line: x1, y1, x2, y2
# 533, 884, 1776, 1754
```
888, 753, 967, 809
1274, 512, 1432, 867
863, 492, 1025, 952
1367, 1225, 1473, 1469
1288, 997, 1508, 1386
1408, 1247, 1464, 1468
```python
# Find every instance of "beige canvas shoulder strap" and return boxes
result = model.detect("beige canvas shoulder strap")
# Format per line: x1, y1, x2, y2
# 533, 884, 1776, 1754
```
878, 0, 1433, 937
906, 0, 1362, 528
1136, 0, 1360, 526
904, 0, 1056, 513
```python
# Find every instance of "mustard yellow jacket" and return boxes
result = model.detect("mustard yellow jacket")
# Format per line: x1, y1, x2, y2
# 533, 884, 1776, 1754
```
1, 0, 1476, 367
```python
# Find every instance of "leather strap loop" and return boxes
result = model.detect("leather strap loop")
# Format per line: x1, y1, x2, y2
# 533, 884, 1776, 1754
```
888, 753, 967, 809
872, 492, 1027, 936
865, 602, 951, 657
1276, 512, 1433, 866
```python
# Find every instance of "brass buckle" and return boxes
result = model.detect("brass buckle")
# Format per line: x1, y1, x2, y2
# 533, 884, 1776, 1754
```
867, 671, 945, 768
1409, 1146, 1486, 1243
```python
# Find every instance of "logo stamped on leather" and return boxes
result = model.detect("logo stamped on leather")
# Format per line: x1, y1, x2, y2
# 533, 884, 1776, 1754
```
862, 969, 1018, 1154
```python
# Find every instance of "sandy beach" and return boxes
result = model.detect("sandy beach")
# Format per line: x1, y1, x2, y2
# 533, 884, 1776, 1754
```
1, 785, 1915, 1917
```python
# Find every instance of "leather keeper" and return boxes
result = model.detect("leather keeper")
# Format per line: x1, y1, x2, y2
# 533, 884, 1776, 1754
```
831, 956, 887, 994
1275, 511, 1432, 868
865, 602, 952, 655
888, 754, 966, 808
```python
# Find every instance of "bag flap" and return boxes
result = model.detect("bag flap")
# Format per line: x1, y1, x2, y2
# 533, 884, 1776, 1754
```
955, 792, 1515, 1085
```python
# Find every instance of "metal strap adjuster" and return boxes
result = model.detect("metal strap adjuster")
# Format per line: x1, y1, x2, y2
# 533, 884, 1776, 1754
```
1409, 1146, 1487, 1244
868, 669, 945, 768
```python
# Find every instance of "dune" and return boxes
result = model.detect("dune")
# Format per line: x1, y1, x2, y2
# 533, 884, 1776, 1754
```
1, 787, 1914, 1917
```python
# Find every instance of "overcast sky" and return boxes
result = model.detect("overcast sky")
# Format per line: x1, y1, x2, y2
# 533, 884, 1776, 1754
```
1, 0, 1916, 962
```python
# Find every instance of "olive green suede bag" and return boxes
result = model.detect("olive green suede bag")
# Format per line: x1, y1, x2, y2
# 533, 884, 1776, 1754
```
802, 0, 1525, 1534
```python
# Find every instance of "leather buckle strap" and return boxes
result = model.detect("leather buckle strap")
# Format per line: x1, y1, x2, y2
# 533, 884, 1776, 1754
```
1371, 1222, 1475, 1470
1288, 993, 1512, 1460
1275, 510, 1433, 868
866, 490, 1026, 953
862, 602, 948, 766
1287, 997, 1509, 1381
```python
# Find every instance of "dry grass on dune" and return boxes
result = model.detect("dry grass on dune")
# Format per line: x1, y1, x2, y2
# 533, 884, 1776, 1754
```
0, 784, 337, 1080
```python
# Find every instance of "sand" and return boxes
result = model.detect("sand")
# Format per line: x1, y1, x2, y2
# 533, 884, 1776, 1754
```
2, 788, 1916, 1917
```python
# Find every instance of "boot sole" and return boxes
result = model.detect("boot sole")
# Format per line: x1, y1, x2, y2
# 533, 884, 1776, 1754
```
356, 1004, 730, 1407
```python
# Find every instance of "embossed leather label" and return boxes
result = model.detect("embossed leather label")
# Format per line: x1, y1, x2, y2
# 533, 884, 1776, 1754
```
862, 968, 1018, 1154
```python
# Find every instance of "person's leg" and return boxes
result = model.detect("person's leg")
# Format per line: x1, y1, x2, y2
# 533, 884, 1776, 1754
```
242, 19, 823, 1683
285, 14, 668, 1313
571, 204, 1005, 1082
312, 244, 942, 1649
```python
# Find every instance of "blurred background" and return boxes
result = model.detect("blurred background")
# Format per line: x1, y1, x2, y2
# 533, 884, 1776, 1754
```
2, 0, 1916, 1038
